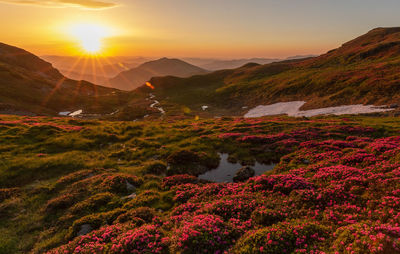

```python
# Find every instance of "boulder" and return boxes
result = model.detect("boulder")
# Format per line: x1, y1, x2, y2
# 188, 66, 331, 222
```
77, 224, 92, 236
233, 166, 255, 182
122, 193, 137, 199
126, 180, 136, 192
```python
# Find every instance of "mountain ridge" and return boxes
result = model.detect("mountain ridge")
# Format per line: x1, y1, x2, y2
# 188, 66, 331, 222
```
133, 27, 400, 117
0, 42, 129, 115
107, 57, 208, 91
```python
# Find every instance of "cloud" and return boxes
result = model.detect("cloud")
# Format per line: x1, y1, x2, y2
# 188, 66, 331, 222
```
0, 0, 118, 9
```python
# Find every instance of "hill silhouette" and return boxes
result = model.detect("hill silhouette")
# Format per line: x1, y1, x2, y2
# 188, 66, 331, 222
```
0, 43, 129, 115
108, 57, 208, 91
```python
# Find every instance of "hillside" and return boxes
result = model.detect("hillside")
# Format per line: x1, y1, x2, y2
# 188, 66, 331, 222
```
2, 114, 400, 253
108, 58, 208, 91
138, 28, 400, 116
0, 43, 130, 115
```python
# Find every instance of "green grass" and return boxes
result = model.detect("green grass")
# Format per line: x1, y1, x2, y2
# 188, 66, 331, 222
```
1, 113, 400, 253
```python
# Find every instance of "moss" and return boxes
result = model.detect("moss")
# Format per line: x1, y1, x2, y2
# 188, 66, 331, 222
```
115, 207, 157, 224
0, 235, 17, 254
67, 208, 126, 239
144, 161, 167, 175
123, 190, 161, 209
0, 188, 19, 202
67, 192, 121, 216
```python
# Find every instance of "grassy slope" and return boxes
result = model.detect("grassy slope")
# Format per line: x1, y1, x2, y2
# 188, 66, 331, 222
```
1, 114, 400, 253
140, 28, 400, 116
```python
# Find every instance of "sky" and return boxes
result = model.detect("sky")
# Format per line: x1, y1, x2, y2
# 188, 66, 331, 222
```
0, 0, 400, 58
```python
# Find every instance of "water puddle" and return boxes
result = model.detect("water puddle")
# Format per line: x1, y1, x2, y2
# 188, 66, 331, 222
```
198, 153, 275, 183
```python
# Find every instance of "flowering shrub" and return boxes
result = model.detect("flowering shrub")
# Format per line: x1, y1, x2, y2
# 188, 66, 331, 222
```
332, 223, 400, 253
6, 116, 400, 253
115, 207, 157, 224
162, 174, 198, 189
110, 225, 169, 253
48, 224, 124, 254
171, 214, 239, 253
247, 174, 313, 194
233, 220, 328, 253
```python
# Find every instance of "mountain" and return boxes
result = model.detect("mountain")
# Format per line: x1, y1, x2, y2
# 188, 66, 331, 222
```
285, 54, 317, 60
133, 27, 400, 116
184, 56, 317, 71
42, 55, 150, 85
194, 58, 280, 71
108, 58, 208, 91
0, 43, 129, 115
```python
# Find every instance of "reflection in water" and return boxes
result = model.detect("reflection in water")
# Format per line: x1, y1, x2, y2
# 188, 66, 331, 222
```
198, 153, 275, 183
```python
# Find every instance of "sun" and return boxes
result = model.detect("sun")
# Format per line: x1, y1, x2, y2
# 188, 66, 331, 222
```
69, 23, 110, 54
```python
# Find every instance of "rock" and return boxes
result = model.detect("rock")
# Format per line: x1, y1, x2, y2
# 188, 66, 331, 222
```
77, 224, 92, 236
390, 104, 399, 108
126, 181, 136, 192
303, 159, 310, 164
122, 193, 137, 199
233, 166, 255, 182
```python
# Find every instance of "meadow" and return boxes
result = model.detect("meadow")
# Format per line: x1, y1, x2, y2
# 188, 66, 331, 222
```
1, 114, 400, 253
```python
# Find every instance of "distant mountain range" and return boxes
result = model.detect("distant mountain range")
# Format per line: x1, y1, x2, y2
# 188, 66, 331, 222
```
41, 55, 150, 85
107, 58, 209, 91
183, 55, 317, 70
131, 27, 400, 117
42, 55, 318, 87
1, 27, 399, 119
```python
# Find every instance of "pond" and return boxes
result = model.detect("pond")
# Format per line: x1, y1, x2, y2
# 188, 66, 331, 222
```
198, 153, 275, 183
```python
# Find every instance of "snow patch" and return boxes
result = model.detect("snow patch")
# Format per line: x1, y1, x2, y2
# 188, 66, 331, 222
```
58, 111, 70, 116
244, 101, 393, 118
69, 109, 83, 117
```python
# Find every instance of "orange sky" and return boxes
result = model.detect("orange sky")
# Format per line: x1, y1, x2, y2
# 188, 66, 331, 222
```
0, 0, 399, 58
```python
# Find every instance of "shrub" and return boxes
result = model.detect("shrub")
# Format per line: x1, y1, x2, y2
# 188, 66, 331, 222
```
99, 174, 143, 194
49, 224, 124, 254
123, 190, 161, 209
0, 188, 19, 202
115, 207, 157, 224
110, 224, 169, 253
68, 192, 120, 216
145, 161, 167, 175
171, 214, 239, 253
233, 220, 328, 254
55, 169, 98, 190
66, 209, 125, 239
167, 150, 200, 165
162, 175, 198, 190
332, 223, 400, 254
251, 208, 285, 226
44, 193, 79, 213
